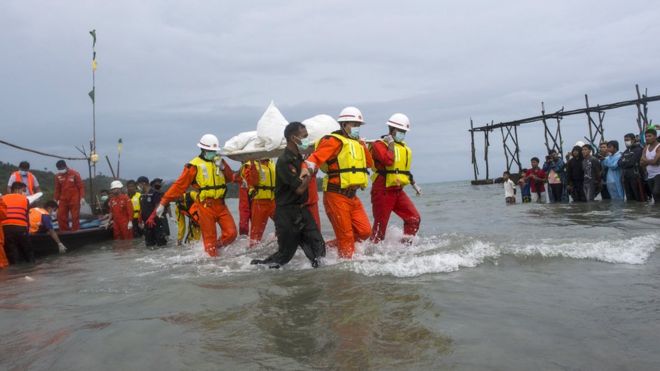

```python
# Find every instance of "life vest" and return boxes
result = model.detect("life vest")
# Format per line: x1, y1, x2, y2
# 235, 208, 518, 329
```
29, 207, 49, 234
319, 133, 369, 190
371, 140, 413, 187
1, 194, 29, 227
189, 157, 226, 201
13, 171, 36, 195
176, 191, 197, 216
130, 192, 141, 219
251, 160, 276, 200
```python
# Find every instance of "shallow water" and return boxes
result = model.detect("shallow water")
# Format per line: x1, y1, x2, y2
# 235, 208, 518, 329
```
1, 182, 659, 370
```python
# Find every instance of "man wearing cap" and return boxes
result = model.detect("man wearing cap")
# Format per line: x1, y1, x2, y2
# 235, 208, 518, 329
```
369, 113, 421, 244
618, 133, 645, 201
7, 161, 41, 196
305, 106, 373, 259
108, 180, 133, 240
152, 134, 237, 256
140, 177, 168, 247
54, 160, 85, 231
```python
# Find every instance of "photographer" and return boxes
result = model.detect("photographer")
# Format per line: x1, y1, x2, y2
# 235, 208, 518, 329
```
542, 150, 565, 203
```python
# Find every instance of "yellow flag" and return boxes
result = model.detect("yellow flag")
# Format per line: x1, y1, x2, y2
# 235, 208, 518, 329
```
92, 59, 97, 71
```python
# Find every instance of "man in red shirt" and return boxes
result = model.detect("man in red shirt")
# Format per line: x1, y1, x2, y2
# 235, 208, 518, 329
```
108, 180, 133, 240
369, 113, 421, 244
54, 160, 85, 231
525, 157, 547, 203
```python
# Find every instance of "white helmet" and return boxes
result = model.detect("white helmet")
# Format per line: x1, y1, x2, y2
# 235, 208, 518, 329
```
337, 106, 365, 124
110, 180, 123, 190
197, 134, 220, 151
387, 113, 411, 132
575, 141, 585, 147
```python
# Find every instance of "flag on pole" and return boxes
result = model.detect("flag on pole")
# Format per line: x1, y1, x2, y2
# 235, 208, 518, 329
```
117, 138, 123, 153
88, 88, 95, 102
92, 59, 97, 71
89, 29, 96, 48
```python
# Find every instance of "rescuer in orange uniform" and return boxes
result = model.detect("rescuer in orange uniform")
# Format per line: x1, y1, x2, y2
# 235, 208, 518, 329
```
7, 161, 41, 195
237, 161, 252, 236
305, 168, 321, 232
29, 200, 67, 253
369, 113, 422, 244
150, 134, 237, 256
243, 159, 276, 247
1, 182, 34, 264
305, 106, 374, 258
0, 196, 9, 268
108, 180, 134, 240
54, 160, 85, 231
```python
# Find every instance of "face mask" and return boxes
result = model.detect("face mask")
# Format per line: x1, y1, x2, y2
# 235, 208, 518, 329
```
625, 140, 632, 148
20, 171, 28, 176
57, 169, 67, 174
394, 131, 406, 142
154, 184, 162, 191
349, 126, 360, 139
100, 195, 108, 202
203, 151, 217, 160
296, 137, 310, 151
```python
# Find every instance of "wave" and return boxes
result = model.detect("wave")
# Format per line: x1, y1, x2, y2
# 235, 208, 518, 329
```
134, 229, 659, 278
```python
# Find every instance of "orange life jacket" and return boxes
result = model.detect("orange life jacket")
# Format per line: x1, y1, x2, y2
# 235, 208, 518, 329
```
12, 171, 36, 195
0, 194, 29, 227
29, 208, 49, 234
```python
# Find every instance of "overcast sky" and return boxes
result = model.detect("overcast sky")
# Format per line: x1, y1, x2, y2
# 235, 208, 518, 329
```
2, 0, 659, 184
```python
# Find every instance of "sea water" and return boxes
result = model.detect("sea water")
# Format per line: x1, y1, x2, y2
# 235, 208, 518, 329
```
1, 182, 659, 370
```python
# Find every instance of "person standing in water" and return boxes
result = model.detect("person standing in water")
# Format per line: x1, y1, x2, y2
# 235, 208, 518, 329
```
369, 113, 421, 244
618, 133, 645, 202
581, 145, 602, 202
601, 140, 624, 200
640, 127, 660, 203
251, 122, 325, 268
503, 171, 516, 204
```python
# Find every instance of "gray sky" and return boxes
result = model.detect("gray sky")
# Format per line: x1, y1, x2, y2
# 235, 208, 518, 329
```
2, 0, 659, 184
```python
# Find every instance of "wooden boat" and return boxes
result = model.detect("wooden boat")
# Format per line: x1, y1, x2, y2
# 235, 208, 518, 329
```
30, 227, 114, 257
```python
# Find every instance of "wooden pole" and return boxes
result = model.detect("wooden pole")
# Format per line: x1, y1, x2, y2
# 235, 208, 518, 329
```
470, 119, 478, 181
501, 127, 510, 173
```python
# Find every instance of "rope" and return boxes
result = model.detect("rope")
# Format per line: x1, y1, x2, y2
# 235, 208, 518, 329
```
0, 139, 89, 161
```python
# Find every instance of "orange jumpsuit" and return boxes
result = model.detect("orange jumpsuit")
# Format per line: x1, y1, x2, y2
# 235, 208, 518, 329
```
0, 197, 8, 268
243, 160, 276, 247
307, 135, 373, 258
237, 162, 251, 236
160, 159, 237, 256
108, 194, 133, 240
54, 168, 84, 231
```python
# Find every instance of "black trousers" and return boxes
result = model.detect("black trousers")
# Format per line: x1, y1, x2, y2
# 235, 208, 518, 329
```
2, 225, 34, 264
144, 217, 168, 247
570, 181, 586, 202
647, 174, 660, 203
265, 205, 325, 266
548, 183, 563, 203
623, 176, 645, 202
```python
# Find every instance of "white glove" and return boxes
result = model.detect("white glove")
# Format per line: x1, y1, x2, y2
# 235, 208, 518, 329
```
305, 160, 316, 171
412, 183, 422, 196
383, 135, 394, 144
127, 221, 133, 230
155, 204, 165, 218
80, 198, 86, 206
58, 242, 67, 253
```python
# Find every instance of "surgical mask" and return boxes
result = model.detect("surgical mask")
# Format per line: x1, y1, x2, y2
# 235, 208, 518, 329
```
203, 151, 217, 161
624, 140, 633, 148
394, 131, 406, 142
57, 169, 67, 174
349, 126, 360, 139
100, 195, 108, 202
20, 171, 28, 176
296, 137, 311, 151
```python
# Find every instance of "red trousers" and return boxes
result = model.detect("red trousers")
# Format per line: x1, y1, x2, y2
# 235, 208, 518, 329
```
323, 191, 371, 259
238, 186, 250, 236
0, 226, 8, 268
112, 217, 132, 240
370, 187, 420, 243
249, 199, 275, 247
190, 198, 237, 257
57, 199, 80, 231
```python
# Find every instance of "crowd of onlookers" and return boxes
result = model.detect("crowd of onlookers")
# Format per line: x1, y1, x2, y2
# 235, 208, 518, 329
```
502, 127, 660, 204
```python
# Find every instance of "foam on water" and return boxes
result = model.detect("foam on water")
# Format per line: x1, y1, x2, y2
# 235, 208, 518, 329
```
134, 228, 659, 278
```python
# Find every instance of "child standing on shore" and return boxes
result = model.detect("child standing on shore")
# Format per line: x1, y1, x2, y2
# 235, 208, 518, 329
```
503, 171, 516, 204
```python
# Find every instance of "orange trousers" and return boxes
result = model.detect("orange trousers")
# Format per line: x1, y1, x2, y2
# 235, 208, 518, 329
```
189, 198, 237, 257
323, 191, 371, 259
0, 226, 8, 268
249, 199, 275, 247
57, 199, 80, 231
